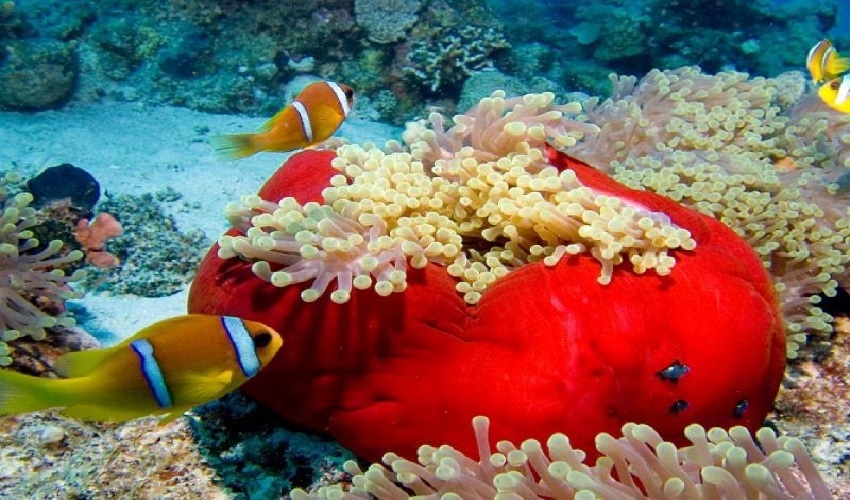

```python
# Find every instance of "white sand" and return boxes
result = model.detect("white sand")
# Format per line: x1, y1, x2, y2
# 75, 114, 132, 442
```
0, 102, 401, 342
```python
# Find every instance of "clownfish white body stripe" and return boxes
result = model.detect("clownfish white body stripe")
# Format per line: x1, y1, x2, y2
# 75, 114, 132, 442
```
0, 314, 283, 422
818, 74, 850, 115
212, 80, 355, 160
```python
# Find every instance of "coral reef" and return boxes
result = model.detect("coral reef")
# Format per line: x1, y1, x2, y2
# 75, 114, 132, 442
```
189, 391, 355, 497
2, 0, 844, 116
0, 37, 77, 110
402, 25, 509, 93
572, 2, 649, 63
354, 0, 421, 44
0, 413, 225, 498
775, 316, 850, 489
549, 0, 844, 93
292, 416, 830, 499
0, 171, 84, 366
86, 190, 207, 297
3, 0, 512, 119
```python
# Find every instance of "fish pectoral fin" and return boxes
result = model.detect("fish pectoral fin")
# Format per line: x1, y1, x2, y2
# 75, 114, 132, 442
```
307, 107, 345, 138
157, 410, 187, 425
60, 404, 155, 422
175, 370, 235, 405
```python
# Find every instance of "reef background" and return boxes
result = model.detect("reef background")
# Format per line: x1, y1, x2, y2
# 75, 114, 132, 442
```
1, 0, 848, 122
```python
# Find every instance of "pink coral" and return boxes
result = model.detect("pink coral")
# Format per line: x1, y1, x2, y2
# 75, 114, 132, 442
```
73, 212, 122, 268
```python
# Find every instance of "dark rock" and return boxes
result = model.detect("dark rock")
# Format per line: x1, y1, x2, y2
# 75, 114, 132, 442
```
27, 163, 100, 216
89, 16, 142, 79
0, 37, 77, 110
158, 25, 211, 78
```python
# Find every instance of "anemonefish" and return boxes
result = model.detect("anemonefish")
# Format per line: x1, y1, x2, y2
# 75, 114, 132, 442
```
806, 39, 850, 84
818, 74, 850, 114
0, 314, 282, 422
212, 80, 354, 160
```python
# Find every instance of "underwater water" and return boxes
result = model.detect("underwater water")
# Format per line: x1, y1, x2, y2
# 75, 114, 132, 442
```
0, 0, 849, 498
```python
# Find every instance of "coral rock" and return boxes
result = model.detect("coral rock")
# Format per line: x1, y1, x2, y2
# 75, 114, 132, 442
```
0, 38, 76, 110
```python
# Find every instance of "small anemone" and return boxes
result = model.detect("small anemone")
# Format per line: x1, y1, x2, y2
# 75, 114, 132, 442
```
0, 173, 85, 365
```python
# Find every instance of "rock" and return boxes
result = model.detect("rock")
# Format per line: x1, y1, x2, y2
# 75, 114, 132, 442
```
0, 37, 77, 110
27, 163, 100, 216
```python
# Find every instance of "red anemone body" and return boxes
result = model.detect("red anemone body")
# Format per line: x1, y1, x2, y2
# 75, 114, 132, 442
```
188, 149, 786, 462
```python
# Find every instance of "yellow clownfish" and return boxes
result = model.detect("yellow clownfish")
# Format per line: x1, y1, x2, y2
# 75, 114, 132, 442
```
212, 80, 355, 160
806, 39, 850, 84
0, 314, 282, 422
818, 74, 850, 114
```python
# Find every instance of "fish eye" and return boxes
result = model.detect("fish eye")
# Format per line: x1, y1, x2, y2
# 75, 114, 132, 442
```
253, 331, 273, 348
344, 87, 354, 99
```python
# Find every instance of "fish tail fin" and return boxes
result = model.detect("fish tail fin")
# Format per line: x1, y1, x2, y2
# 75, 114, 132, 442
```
210, 133, 259, 160
0, 369, 62, 415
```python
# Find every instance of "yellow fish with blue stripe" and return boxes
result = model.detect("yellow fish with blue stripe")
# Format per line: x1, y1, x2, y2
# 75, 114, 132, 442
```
806, 39, 850, 84
0, 314, 282, 422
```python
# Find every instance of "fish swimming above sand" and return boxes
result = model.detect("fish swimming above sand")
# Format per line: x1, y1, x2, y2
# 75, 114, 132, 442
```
0, 314, 283, 422
212, 80, 355, 160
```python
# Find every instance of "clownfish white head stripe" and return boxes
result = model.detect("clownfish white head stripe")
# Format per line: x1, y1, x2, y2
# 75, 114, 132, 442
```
291, 100, 314, 143
131, 338, 173, 409
221, 315, 262, 377
806, 41, 822, 69
837, 75, 850, 106
327, 81, 352, 116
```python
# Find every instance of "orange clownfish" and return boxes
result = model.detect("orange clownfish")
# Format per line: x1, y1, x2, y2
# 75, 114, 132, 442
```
806, 39, 850, 84
0, 314, 283, 422
212, 80, 355, 160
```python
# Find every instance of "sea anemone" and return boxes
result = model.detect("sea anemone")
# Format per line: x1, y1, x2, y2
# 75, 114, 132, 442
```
218, 92, 696, 305
0, 171, 84, 365
189, 105, 784, 464
291, 416, 830, 499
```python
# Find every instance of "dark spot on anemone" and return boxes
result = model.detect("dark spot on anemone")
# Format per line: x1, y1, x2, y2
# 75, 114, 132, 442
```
657, 360, 690, 383
669, 399, 689, 415
733, 399, 749, 418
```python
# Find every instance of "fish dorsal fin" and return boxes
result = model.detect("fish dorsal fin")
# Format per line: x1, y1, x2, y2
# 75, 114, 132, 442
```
173, 370, 234, 405
54, 347, 121, 378
56, 315, 208, 378
113, 316, 198, 346
260, 104, 296, 132
260, 114, 278, 131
